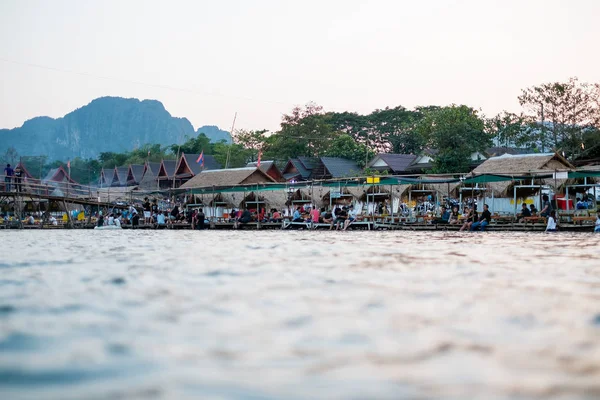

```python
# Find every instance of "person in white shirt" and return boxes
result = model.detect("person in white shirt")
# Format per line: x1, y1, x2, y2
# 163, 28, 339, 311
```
546, 210, 557, 232
595, 214, 600, 233
49, 216, 57, 226
107, 214, 115, 226
114, 216, 121, 228
343, 205, 358, 230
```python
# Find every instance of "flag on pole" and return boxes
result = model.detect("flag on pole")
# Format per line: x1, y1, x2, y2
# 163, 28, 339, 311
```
257, 150, 262, 168
196, 151, 204, 167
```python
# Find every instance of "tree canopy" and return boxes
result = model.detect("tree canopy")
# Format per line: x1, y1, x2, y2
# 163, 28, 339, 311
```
3, 77, 598, 184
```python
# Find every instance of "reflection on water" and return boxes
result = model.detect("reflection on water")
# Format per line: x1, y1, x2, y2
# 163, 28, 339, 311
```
1, 230, 599, 400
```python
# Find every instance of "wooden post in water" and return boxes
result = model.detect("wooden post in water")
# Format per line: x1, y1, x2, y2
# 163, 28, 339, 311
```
256, 184, 261, 230
210, 186, 216, 229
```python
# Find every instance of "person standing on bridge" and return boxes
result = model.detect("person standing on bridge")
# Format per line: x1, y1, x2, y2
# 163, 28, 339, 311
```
14, 165, 23, 193
4, 164, 14, 191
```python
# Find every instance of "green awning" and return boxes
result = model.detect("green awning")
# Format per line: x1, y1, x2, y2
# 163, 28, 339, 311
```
568, 171, 600, 178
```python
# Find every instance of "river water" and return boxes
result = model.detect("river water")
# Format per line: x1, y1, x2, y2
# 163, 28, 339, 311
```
0, 230, 599, 400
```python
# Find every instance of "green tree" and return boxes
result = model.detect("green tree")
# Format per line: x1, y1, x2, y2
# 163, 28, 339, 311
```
234, 129, 269, 162
368, 106, 424, 154
212, 142, 249, 168
416, 105, 490, 173
266, 103, 340, 160
323, 134, 375, 168
170, 133, 212, 156
486, 111, 534, 149
518, 77, 599, 157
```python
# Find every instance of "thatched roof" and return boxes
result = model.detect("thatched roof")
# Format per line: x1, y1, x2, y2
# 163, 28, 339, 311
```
95, 186, 140, 202
180, 167, 275, 189
261, 190, 289, 210
471, 152, 574, 175
470, 153, 574, 197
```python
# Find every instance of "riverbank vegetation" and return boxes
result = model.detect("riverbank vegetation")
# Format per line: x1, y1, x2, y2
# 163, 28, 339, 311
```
2, 78, 599, 184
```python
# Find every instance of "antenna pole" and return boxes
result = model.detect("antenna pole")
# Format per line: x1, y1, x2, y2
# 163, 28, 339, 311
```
225, 112, 238, 169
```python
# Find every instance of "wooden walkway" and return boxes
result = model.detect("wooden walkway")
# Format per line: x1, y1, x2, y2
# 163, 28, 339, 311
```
3, 219, 594, 232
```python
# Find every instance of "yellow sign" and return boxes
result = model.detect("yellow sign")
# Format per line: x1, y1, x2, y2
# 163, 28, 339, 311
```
366, 177, 380, 184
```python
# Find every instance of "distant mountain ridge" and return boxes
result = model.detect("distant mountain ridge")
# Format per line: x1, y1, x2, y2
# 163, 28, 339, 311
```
0, 96, 232, 161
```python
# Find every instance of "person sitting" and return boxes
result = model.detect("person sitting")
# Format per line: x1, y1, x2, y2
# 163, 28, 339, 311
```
170, 205, 180, 223
448, 206, 460, 225
26, 214, 35, 225
576, 197, 589, 210
195, 208, 206, 230
343, 205, 357, 230
333, 206, 348, 230
434, 206, 450, 224
271, 209, 282, 222
234, 208, 252, 229
471, 204, 491, 231
49, 215, 58, 226
321, 208, 333, 224
529, 204, 538, 216
518, 203, 531, 222
97, 215, 104, 227
310, 207, 320, 225
546, 210, 558, 232
156, 211, 166, 226
114, 215, 122, 228
292, 207, 304, 223
107, 213, 115, 226
459, 207, 473, 231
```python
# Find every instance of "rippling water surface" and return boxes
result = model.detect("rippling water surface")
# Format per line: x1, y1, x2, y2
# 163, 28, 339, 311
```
1, 230, 599, 400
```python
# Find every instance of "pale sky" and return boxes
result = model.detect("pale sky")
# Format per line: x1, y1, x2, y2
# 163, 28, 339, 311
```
1, 0, 599, 134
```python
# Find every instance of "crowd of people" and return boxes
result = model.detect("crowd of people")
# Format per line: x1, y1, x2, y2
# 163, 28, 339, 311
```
228, 203, 359, 230
93, 197, 208, 229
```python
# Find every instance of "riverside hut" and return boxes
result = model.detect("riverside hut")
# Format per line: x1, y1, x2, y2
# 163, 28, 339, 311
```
179, 167, 276, 190
98, 168, 112, 188
127, 164, 145, 186
355, 184, 412, 216
367, 154, 418, 174
282, 157, 319, 182
173, 153, 221, 187
468, 152, 575, 213
41, 166, 82, 197
311, 157, 361, 180
245, 160, 284, 182
157, 160, 177, 189
111, 167, 129, 187
261, 190, 290, 213
139, 162, 161, 190
319, 186, 358, 209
